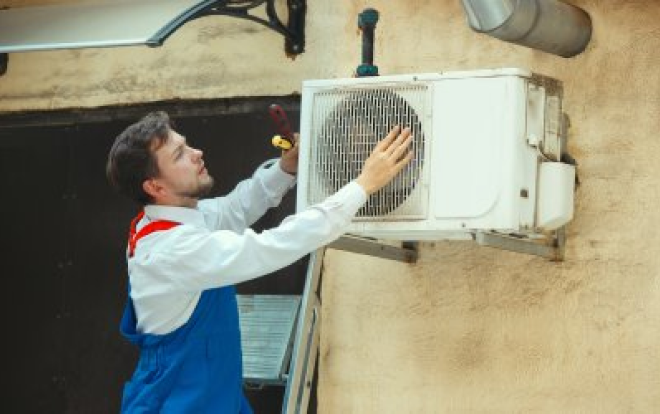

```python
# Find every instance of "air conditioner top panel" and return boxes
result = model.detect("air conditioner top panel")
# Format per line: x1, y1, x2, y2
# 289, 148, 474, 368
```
302, 68, 534, 88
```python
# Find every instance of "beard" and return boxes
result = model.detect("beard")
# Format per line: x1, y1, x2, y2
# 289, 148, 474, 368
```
179, 174, 215, 199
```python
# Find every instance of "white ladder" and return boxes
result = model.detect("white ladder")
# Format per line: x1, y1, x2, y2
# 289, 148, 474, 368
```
238, 236, 417, 413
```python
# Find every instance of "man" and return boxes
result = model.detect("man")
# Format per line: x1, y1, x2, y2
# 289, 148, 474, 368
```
106, 111, 412, 413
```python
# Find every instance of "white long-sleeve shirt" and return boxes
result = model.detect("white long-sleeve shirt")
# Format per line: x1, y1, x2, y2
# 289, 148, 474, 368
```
128, 159, 367, 334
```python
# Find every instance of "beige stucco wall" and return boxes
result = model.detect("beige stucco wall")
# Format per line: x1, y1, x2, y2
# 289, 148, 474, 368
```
320, 1, 660, 413
2, 1, 659, 413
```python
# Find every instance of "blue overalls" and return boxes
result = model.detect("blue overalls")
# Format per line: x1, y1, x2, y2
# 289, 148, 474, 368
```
120, 214, 253, 413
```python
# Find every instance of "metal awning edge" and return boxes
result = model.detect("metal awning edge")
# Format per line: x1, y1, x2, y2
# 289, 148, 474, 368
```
0, 0, 220, 53
147, 0, 218, 47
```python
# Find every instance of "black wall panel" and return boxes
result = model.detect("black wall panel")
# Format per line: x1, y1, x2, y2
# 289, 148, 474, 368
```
0, 128, 70, 414
0, 98, 308, 414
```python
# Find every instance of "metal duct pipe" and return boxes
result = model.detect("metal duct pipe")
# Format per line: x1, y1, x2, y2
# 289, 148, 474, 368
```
459, 0, 592, 58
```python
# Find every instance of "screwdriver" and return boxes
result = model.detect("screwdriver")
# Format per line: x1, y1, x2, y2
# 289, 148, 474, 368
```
268, 104, 294, 150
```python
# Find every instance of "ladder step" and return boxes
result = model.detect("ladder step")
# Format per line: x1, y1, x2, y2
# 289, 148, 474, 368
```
238, 294, 301, 386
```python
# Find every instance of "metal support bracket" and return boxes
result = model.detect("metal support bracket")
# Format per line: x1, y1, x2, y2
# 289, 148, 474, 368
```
328, 235, 418, 263
476, 228, 566, 261
198, 0, 306, 56
0, 53, 6, 76
0, 53, 9, 76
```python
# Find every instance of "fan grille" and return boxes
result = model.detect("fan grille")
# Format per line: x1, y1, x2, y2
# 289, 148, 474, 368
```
308, 85, 428, 219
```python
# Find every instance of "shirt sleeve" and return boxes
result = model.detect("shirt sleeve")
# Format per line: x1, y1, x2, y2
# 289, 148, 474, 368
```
200, 159, 296, 232
132, 181, 367, 293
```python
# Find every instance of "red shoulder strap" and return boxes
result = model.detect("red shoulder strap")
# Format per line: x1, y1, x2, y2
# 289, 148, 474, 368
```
128, 211, 180, 257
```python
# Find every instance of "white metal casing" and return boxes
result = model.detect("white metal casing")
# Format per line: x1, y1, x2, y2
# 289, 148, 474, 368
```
296, 68, 574, 240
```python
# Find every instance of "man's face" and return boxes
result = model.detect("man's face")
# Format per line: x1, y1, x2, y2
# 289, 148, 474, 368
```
149, 130, 214, 205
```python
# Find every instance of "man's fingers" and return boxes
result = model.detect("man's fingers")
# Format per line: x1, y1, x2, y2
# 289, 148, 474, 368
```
394, 151, 414, 173
384, 127, 412, 157
391, 133, 413, 160
375, 125, 401, 152
282, 134, 299, 155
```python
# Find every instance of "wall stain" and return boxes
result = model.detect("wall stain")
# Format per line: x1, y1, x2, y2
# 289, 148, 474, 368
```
197, 24, 264, 44
452, 330, 487, 371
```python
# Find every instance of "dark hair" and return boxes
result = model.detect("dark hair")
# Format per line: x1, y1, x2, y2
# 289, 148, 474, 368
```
106, 111, 173, 205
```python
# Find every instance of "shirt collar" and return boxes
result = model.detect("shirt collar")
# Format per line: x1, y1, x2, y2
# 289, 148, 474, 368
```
143, 204, 207, 228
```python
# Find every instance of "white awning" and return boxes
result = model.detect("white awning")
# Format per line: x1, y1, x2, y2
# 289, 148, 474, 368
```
0, 0, 217, 53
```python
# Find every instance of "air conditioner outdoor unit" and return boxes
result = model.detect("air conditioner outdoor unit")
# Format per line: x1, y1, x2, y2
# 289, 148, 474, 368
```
296, 68, 576, 248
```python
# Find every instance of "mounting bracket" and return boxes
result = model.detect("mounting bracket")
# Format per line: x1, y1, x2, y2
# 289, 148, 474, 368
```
329, 235, 418, 263
476, 229, 566, 261
0, 53, 6, 76
195, 0, 306, 56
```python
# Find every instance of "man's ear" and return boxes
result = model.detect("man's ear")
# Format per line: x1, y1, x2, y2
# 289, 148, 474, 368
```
143, 178, 165, 201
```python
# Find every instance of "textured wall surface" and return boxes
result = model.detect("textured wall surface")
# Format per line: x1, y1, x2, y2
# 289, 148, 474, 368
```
319, 1, 660, 413
1, 0, 659, 413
